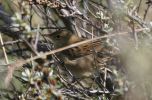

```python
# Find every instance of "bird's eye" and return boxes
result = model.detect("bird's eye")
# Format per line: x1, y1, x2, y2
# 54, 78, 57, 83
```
56, 35, 61, 39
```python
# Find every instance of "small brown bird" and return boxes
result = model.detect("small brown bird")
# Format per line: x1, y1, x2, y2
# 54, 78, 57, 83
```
47, 29, 104, 78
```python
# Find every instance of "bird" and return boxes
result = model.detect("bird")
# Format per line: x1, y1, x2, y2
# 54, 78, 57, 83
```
47, 29, 105, 78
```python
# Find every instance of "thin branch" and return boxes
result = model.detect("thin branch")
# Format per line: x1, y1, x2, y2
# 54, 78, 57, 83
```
137, 0, 142, 13
0, 33, 9, 64
9, 27, 148, 68
143, 3, 151, 20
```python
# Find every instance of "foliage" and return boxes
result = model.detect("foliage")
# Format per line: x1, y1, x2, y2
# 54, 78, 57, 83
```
0, 0, 152, 99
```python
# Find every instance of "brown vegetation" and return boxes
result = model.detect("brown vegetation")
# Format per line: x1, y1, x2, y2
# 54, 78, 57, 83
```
0, 0, 152, 99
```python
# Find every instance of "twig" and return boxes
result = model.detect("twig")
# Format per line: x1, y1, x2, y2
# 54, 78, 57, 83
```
137, 0, 142, 13
103, 67, 108, 99
0, 39, 23, 47
127, 13, 147, 28
143, 3, 151, 20
9, 27, 148, 68
0, 33, 9, 64
89, 0, 107, 9
34, 25, 40, 50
